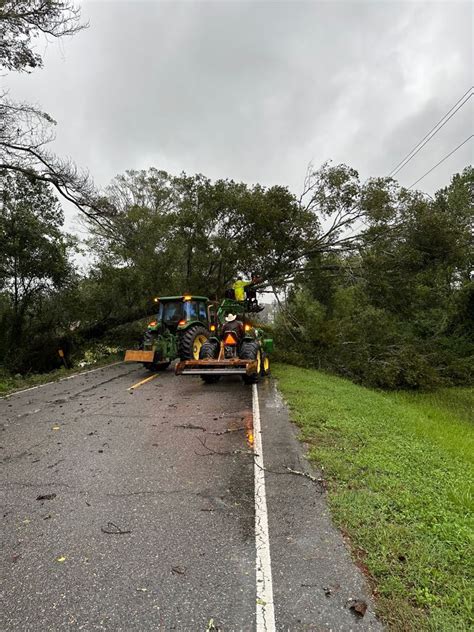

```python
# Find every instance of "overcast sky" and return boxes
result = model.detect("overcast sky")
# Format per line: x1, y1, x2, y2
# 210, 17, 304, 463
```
4, 0, 473, 232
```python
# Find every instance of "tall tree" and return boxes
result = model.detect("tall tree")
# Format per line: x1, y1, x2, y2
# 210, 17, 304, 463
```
0, 170, 74, 364
87, 169, 321, 296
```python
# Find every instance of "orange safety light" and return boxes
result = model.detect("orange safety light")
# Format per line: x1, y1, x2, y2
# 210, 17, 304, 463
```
244, 323, 252, 332
178, 319, 186, 326
210, 324, 216, 331
224, 332, 238, 345
183, 295, 192, 301
148, 320, 157, 327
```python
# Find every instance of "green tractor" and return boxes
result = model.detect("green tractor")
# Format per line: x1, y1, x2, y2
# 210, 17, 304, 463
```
124, 295, 212, 371
175, 297, 273, 385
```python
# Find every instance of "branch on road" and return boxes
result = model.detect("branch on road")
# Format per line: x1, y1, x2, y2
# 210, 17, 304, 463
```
209, 426, 246, 436
195, 436, 252, 457
174, 423, 207, 432
253, 460, 325, 491
285, 466, 324, 484
100, 521, 131, 535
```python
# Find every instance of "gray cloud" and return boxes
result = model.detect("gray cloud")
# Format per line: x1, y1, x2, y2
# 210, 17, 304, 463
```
5, 0, 473, 229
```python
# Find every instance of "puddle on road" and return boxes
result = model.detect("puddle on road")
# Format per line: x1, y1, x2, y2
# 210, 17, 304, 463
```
261, 380, 286, 410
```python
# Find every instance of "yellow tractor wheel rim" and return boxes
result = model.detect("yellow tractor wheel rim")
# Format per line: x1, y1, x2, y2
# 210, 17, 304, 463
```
256, 350, 262, 374
263, 356, 270, 373
193, 335, 208, 360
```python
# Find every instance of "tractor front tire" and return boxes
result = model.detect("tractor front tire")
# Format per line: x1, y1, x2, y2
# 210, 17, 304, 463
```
240, 340, 261, 385
145, 362, 171, 372
199, 340, 219, 359
178, 325, 210, 361
201, 375, 220, 384
199, 340, 220, 384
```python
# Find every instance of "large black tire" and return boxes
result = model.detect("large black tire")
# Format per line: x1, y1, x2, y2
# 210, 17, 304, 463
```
199, 340, 220, 383
260, 351, 271, 376
201, 375, 220, 384
144, 361, 171, 372
240, 340, 261, 385
177, 325, 210, 360
199, 340, 219, 359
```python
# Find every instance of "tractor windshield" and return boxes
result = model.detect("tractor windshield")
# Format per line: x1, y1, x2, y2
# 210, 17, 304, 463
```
158, 302, 183, 323
183, 300, 208, 322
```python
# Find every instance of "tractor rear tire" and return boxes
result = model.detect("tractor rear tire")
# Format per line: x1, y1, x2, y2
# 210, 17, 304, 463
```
178, 325, 210, 361
199, 340, 220, 383
240, 340, 261, 385
261, 351, 271, 376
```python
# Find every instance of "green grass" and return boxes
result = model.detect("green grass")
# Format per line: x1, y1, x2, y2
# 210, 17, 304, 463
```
273, 363, 474, 631
0, 353, 123, 397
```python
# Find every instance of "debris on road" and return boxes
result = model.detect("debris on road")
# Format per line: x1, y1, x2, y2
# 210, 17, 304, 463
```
285, 466, 322, 483
100, 522, 131, 535
47, 459, 63, 469
171, 566, 186, 575
322, 583, 341, 597
348, 598, 368, 617
209, 426, 245, 435
36, 493, 56, 501
195, 436, 251, 457
174, 423, 206, 431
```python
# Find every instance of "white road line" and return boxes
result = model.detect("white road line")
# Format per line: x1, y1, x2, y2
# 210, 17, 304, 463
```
2, 362, 125, 398
253, 383, 276, 631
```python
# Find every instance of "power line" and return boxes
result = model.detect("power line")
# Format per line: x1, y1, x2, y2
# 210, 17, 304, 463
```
389, 86, 474, 177
408, 135, 473, 189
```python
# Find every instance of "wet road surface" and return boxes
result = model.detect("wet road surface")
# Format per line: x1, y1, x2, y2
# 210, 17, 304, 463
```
1, 363, 381, 631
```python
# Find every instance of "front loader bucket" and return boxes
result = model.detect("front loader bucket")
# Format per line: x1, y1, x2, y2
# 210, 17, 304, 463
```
175, 358, 258, 376
124, 349, 155, 363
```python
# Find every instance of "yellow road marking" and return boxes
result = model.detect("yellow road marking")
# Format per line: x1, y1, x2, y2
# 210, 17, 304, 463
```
128, 373, 159, 390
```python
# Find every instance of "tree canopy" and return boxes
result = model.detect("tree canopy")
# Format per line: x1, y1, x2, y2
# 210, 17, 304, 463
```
275, 166, 473, 388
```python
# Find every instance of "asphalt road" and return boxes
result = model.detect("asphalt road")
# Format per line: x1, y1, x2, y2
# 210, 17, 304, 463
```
1, 363, 381, 631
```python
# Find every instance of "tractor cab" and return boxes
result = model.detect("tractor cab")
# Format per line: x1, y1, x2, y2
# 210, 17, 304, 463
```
151, 296, 210, 332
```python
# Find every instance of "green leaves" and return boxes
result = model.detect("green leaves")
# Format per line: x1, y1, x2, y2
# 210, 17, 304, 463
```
88, 169, 321, 295
0, 170, 75, 371
275, 166, 473, 389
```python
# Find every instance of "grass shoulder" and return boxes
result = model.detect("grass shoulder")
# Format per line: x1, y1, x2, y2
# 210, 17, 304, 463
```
273, 363, 473, 632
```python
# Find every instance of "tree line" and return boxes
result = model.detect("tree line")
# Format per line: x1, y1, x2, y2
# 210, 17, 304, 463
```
0, 2, 472, 388
274, 166, 473, 388
0, 163, 472, 389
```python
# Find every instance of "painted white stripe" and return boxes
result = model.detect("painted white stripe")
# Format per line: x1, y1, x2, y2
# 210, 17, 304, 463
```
2, 362, 125, 398
253, 383, 276, 631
